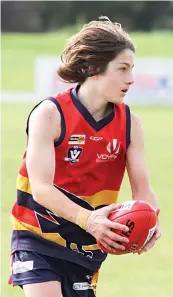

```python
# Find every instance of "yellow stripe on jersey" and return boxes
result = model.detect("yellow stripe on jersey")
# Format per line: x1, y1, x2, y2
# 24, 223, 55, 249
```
17, 174, 32, 194
11, 214, 66, 247
82, 244, 100, 251
70, 243, 100, 253
17, 174, 119, 208
91, 270, 99, 295
80, 190, 119, 208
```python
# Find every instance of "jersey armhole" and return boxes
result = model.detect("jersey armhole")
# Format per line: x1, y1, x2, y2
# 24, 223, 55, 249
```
26, 97, 66, 147
125, 104, 131, 150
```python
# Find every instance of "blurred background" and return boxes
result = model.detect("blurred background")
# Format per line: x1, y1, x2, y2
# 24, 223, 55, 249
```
1, 1, 173, 297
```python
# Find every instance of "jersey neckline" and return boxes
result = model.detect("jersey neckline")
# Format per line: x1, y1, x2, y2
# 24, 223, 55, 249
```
70, 85, 115, 132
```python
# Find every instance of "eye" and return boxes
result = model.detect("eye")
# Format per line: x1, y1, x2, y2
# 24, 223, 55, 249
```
120, 67, 127, 72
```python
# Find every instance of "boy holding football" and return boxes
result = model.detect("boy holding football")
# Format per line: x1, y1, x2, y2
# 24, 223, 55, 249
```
9, 16, 161, 297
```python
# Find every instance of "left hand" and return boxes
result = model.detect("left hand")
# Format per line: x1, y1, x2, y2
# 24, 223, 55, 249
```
136, 208, 161, 255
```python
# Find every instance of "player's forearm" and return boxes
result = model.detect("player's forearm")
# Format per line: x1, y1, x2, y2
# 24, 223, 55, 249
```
32, 183, 91, 227
132, 188, 159, 210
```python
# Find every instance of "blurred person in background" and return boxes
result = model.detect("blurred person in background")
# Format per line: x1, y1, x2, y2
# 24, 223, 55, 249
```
9, 16, 161, 297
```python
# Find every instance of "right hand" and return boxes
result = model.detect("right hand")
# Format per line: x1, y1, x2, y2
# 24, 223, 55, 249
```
86, 203, 129, 254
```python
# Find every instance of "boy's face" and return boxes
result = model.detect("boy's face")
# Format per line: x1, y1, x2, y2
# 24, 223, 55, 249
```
98, 49, 135, 104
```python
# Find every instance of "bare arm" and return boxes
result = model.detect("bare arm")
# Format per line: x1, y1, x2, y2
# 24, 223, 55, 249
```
126, 112, 159, 210
126, 112, 161, 254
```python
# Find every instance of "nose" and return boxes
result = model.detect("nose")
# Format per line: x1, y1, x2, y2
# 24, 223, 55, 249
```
127, 71, 134, 86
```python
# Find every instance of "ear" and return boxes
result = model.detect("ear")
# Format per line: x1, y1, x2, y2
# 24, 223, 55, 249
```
88, 66, 100, 76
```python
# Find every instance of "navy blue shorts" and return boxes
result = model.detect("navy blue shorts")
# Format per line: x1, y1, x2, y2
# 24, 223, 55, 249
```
9, 251, 99, 297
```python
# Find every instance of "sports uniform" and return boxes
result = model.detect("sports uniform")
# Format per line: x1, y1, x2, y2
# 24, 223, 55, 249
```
9, 85, 131, 296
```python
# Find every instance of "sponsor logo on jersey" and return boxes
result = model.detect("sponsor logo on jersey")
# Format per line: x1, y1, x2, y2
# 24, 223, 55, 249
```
96, 139, 121, 162
68, 135, 86, 144
65, 146, 83, 163
90, 136, 103, 141
106, 139, 121, 154
73, 282, 93, 290
96, 154, 118, 162
13, 260, 34, 274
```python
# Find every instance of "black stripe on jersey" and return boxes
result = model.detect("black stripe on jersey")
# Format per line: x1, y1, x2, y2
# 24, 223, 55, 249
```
26, 100, 44, 135
17, 190, 49, 214
25, 97, 66, 147
16, 190, 98, 246
125, 104, 131, 149
17, 187, 94, 212
71, 85, 115, 132
55, 186, 95, 210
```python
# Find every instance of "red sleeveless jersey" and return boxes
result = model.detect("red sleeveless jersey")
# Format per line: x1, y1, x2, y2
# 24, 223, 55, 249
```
11, 86, 131, 271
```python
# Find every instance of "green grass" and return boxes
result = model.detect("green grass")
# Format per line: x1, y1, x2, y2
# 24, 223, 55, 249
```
1, 104, 173, 297
1, 31, 173, 91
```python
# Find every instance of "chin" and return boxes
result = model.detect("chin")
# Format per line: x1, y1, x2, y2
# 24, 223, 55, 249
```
105, 92, 125, 104
109, 97, 124, 105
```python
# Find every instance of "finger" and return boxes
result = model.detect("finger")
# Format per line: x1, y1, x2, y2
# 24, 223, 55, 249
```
137, 249, 145, 255
100, 238, 125, 253
133, 250, 139, 254
137, 247, 148, 255
138, 237, 156, 254
140, 246, 151, 254
143, 238, 155, 250
156, 208, 160, 216
155, 231, 161, 240
99, 239, 116, 254
106, 230, 129, 244
136, 235, 157, 255
103, 236, 126, 251
104, 203, 121, 216
106, 220, 129, 233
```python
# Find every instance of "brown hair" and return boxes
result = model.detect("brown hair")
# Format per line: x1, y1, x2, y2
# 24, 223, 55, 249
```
57, 16, 135, 84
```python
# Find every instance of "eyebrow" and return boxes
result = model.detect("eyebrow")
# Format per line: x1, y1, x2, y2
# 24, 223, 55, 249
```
118, 63, 134, 68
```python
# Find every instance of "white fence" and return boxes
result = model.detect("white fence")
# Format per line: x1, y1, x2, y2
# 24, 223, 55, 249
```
2, 57, 173, 105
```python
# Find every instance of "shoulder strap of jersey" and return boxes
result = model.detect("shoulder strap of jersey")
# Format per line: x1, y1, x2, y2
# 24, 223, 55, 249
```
125, 104, 131, 149
25, 97, 66, 147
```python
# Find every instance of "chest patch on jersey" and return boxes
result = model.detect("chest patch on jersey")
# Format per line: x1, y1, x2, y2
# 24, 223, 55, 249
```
68, 134, 86, 144
64, 146, 83, 163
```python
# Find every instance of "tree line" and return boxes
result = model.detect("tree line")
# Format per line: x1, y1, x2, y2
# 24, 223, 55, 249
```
2, 1, 173, 32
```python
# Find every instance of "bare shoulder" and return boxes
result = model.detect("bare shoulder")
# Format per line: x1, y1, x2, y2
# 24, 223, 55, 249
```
31, 100, 60, 120
131, 112, 142, 126
130, 112, 144, 133
129, 112, 144, 147
29, 99, 61, 140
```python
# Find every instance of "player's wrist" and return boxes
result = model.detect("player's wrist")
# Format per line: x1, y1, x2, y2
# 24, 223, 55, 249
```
75, 208, 92, 230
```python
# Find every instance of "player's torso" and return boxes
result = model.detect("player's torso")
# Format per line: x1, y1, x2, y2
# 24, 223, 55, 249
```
54, 86, 129, 208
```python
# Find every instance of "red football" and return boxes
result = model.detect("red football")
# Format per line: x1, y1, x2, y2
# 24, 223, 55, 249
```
97, 200, 158, 255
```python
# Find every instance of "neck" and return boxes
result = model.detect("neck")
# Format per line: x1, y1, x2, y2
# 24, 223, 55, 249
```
77, 82, 112, 121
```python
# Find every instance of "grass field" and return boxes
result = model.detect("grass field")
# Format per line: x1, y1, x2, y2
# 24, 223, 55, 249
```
2, 104, 173, 297
1, 30, 173, 91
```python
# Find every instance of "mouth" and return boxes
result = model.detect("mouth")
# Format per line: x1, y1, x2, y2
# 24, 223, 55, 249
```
121, 88, 128, 94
